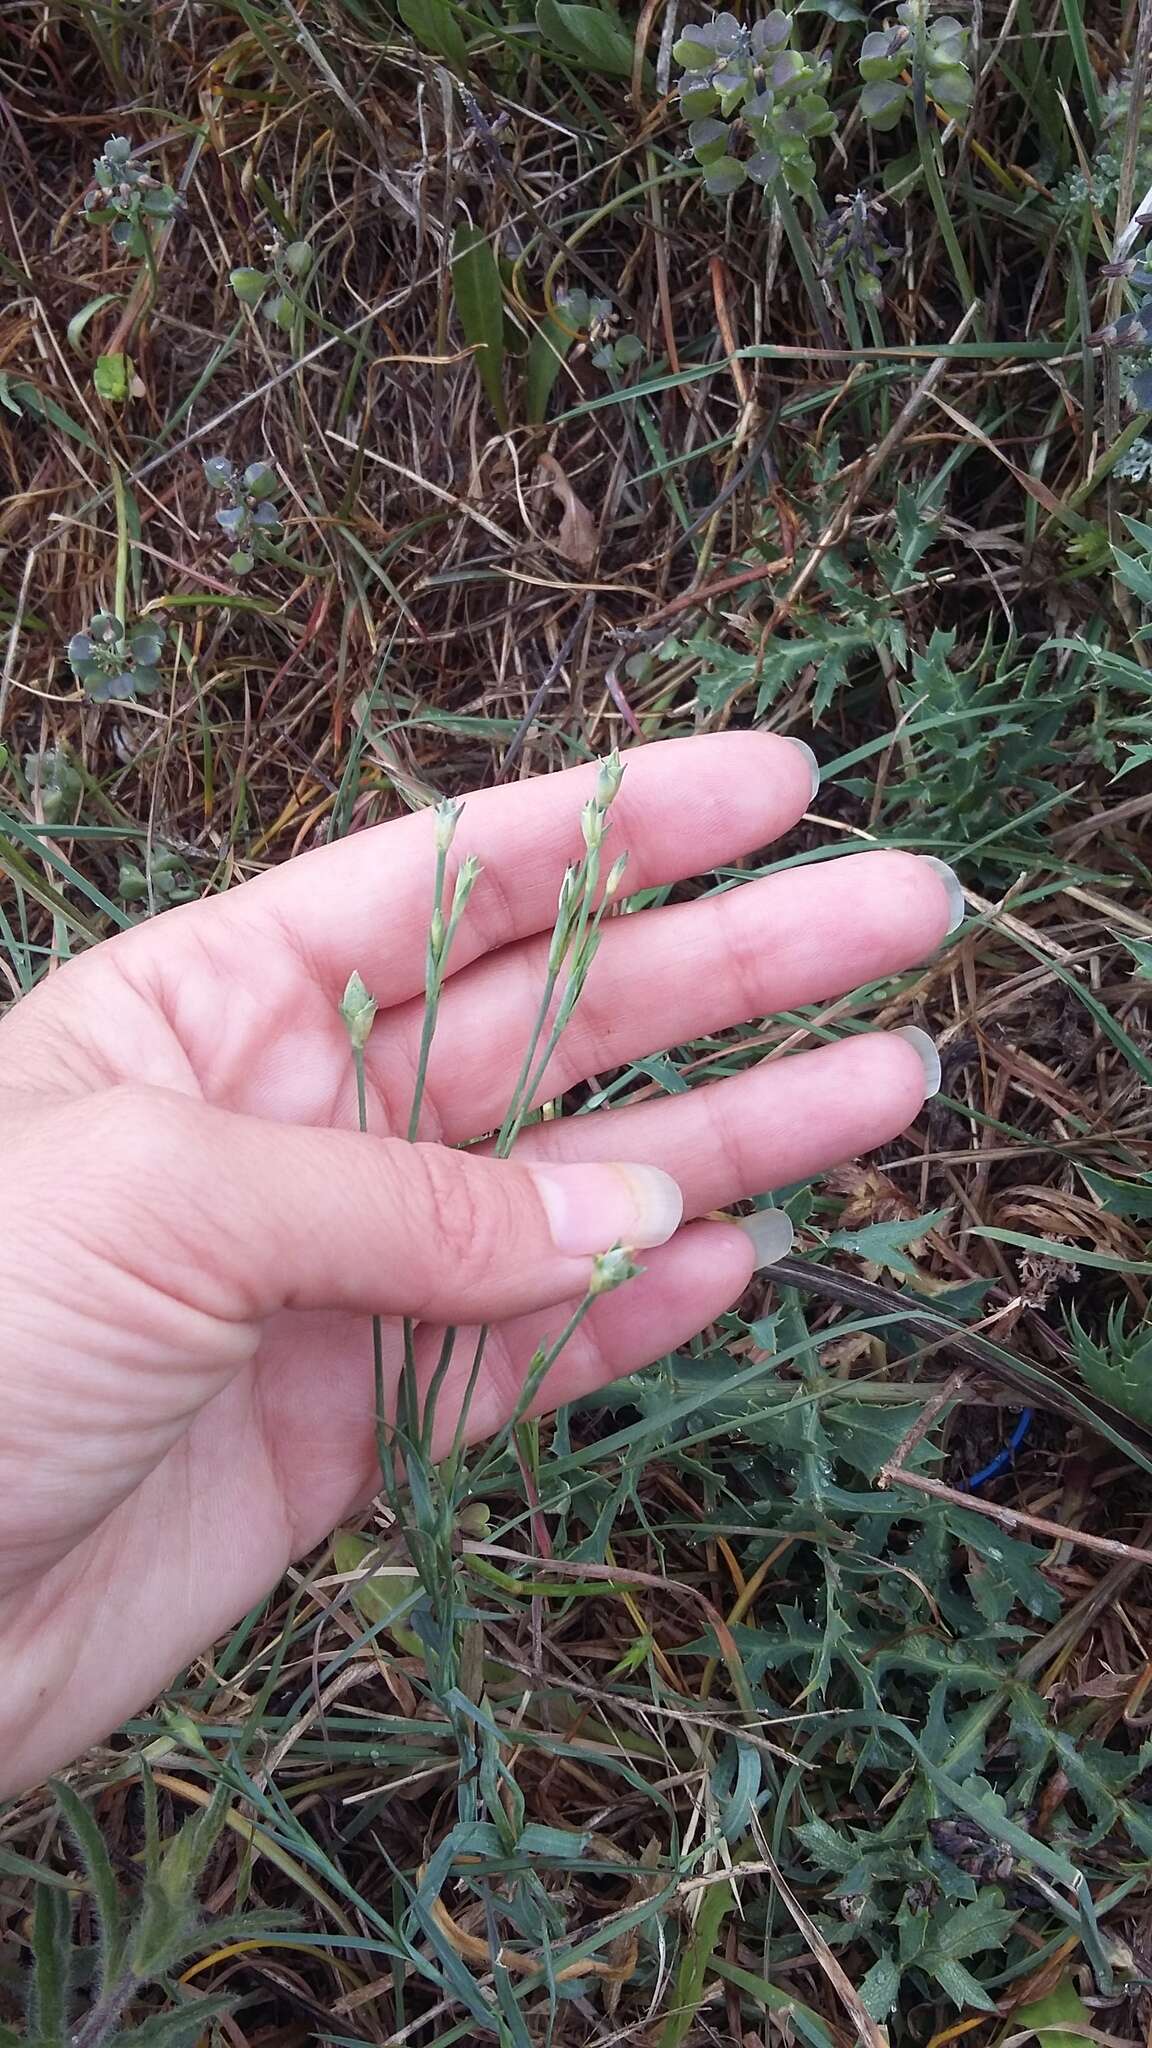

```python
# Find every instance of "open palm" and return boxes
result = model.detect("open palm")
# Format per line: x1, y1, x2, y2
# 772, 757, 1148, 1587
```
0, 735, 955, 1789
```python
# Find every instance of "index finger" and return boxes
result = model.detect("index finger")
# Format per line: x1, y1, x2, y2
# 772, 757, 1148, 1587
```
206, 732, 818, 1006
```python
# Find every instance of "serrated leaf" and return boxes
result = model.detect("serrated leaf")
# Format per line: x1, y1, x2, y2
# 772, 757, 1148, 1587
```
451, 223, 508, 428
930, 1956, 999, 2010
794, 1814, 858, 1873
859, 1951, 900, 2020
397, 0, 469, 71
825, 1206, 950, 1278
930, 1890, 1018, 1960
535, 0, 636, 77
956, 1510, 1061, 1623
1113, 545, 1152, 604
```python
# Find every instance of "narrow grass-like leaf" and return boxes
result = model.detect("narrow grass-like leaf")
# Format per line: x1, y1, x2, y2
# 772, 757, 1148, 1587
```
66, 294, 119, 352
451, 224, 508, 428
115, 1994, 237, 2048
709, 1956, 837, 2048
52, 1779, 127, 1992
659, 1869, 732, 2047
535, 0, 636, 76
524, 306, 580, 422
397, 0, 469, 70
28, 1883, 72, 2039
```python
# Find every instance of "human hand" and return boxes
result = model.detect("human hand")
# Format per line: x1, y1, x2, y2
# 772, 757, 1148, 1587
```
0, 734, 958, 1791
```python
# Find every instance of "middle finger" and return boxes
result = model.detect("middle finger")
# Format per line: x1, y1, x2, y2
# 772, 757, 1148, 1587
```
368, 848, 960, 1141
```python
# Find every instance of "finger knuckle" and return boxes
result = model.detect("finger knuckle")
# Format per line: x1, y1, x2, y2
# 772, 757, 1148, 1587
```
77, 1084, 196, 1193
407, 1144, 512, 1304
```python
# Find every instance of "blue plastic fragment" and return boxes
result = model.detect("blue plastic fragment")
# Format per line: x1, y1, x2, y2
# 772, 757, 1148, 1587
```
962, 1407, 1034, 1491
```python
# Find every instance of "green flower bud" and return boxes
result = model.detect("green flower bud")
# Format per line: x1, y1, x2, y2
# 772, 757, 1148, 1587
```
339, 969, 379, 1050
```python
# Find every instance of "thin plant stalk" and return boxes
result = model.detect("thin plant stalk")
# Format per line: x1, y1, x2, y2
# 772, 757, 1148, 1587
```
911, 31, 981, 327
464, 1250, 640, 1496
338, 971, 391, 1500
774, 188, 838, 351
338, 761, 634, 1701
446, 766, 628, 1472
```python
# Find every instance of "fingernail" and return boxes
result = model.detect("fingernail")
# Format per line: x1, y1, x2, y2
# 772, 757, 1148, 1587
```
736, 1208, 795, 1267
532, 1163, 684, 1256
894, 1025, 942, 1098
782, 736, 821, 802
921, 855, 965, 934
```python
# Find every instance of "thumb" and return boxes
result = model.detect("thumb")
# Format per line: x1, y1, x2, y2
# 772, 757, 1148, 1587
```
45, 1085, 685, 1328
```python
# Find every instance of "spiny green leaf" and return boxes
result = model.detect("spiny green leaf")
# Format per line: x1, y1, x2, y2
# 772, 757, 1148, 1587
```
825, 1206, 950, 1278
929, 1956, 999, 2011
955, 1510, 1062, 1623
858, 1951, 900, 2020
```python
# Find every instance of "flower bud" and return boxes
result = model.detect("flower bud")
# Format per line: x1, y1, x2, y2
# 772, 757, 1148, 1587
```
339, 969, 378, 1050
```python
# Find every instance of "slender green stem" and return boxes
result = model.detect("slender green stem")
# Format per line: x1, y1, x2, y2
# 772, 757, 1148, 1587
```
406, 841, 451, 1143
398, 833, 456, 1453
495, 969, 562, 1155
464, 1292, 603, 1494
111, 466, 129, 630
420, 1324, 462, 1462
911, 40, 981, 329
352, 1039, 390, 1495
775, 188, 837, 351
